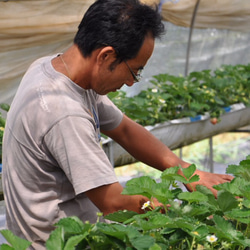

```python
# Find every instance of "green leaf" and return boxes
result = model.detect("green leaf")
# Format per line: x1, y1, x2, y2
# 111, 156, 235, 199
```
0, 230, 31, 250
217, 190, 238, 212
168, 175, 187, 184
96, 223, 140, 241
243, 199, 250, 208
178, 191, 208, 203
239, 185, 250, 200
134, 213, 171, 231
181, 204, 210, 217
196, 185, 219, 209
104, 210, 138, 223
149, 243, 162, 250
55, 216, 85, 234
172, 218, 196, 231
210, 215, 235, 241
122, 176, 156, 198
226, 161, 250, 181
190, 225, 209, 239
181, 164, 197, 179
187, 175, 200, 184
0, 244, 14, 250
129, 235, 155, 250
151, 183, 175, 204
225, 208, 250, 222
64, 233, 88, 250
161, 166, 179, 182
0, 103, 10, 112
211, 214, 249, 247
213, 177, 245, 196
0, 117, 6, 127
45, 227, 64, 250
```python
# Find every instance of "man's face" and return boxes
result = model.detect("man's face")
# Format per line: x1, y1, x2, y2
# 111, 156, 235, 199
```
93, 34, 155, 95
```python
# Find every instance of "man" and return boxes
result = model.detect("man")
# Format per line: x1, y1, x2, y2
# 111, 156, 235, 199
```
2, 0, 233, 248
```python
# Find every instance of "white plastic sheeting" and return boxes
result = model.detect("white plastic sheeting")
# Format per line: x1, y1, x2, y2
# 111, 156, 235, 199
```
1, 0, 250, 103
161, 0, 250, 32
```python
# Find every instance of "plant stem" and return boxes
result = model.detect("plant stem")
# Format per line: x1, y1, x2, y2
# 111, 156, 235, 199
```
190, 237, 196, 249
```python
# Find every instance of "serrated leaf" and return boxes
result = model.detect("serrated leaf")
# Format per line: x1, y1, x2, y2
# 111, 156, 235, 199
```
239, 185, 250, 199
96, 223, 139, 241
45, 227, 64, 250
212, 214, 249, 247
55, 216, 85, 234
174, 218, 196, 231
190, 225, 209, 239
188, 175, 200, 183
135, 213, 171, 231
182, 164, 196, 179
122, 176, 156, 198
64, 233, 88, 250
217, 190, 238, 212
225, 208, 250, 219
226, 163, 250, 181
225, 209, 250, 224
196, 185, 218, 209
243, 199, 250, 208
104, 210, 138, 223
129, 235, 155, 249
0, 230, 31, 250
213, 177, 243, 196
178, 191, 208, 203
161, 166, 180, 182
169, 175, 187, 183
182, 204, 210, 217
211, 215, 234, 240
195, 184, 213, 196
151, 183, 174, 204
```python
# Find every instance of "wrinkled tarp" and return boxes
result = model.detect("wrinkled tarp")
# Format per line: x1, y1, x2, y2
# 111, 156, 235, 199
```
0, 0, 250, 104
161, 0, 250, 32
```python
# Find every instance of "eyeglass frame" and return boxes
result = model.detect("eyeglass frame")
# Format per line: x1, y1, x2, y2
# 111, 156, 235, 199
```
124, 61, 143, 83
100, 43, 143, 83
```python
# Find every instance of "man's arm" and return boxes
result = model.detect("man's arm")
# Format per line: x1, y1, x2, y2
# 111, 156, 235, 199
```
102, 114, 233, 197
85, 182, 153, 215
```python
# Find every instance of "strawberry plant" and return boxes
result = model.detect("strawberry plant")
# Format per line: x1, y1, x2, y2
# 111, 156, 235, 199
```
2, 155, 250, 249
109, 64, 250, 126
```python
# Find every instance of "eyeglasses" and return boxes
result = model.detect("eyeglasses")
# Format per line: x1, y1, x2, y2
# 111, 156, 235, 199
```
124, 61, 143, 83
100, 43, 143, 83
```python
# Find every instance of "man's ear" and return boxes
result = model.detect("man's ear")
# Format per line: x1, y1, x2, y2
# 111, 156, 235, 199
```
96, 46, 117, 65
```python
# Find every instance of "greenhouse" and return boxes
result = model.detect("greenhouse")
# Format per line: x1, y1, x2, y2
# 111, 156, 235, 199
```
0, 0, 250, 249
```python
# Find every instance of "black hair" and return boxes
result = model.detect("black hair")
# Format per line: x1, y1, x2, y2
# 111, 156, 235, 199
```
74, 0, 165, 62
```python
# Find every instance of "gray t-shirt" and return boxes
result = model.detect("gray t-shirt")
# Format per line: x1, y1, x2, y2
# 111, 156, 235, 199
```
2, 55, 123, 249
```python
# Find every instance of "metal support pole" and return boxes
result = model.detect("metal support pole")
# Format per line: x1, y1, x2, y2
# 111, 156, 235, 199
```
209, 137, 214, 173
179, 147, 183, 159
185, 0, 201, 76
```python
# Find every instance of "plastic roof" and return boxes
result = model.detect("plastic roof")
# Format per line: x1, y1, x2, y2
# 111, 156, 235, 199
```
0, 0, 250, 103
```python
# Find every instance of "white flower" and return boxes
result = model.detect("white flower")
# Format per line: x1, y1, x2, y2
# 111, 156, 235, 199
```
159, 99, 165, 104
206, 235, 218, 243
152, 88, 158, 93
182, 205, 192, 214
141, 201, 151, 210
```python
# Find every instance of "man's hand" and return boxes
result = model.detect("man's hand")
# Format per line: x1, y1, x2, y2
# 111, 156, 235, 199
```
184, 169, 234, 198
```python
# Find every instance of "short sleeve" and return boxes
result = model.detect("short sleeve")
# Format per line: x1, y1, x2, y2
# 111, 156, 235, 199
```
44, 115, 118, 195
97, 95, 123, 131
